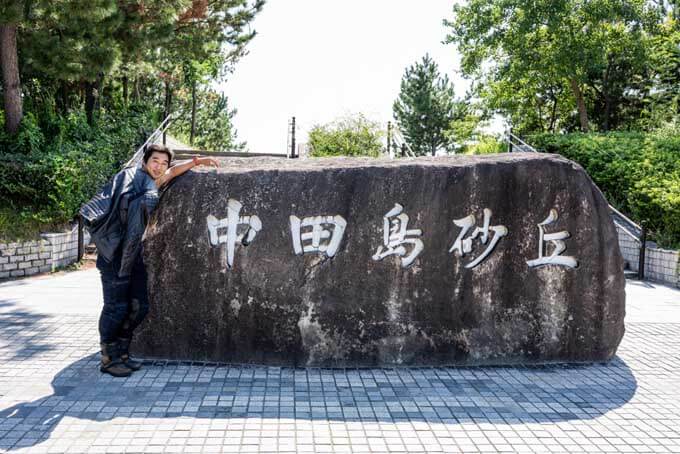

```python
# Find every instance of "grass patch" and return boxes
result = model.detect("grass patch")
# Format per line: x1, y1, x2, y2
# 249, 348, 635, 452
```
0, 207, 71, 243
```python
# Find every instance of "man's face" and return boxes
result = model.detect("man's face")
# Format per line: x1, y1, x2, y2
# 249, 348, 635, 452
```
144, 151, 169, 180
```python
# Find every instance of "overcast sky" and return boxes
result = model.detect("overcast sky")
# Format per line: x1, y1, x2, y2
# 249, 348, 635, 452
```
219, 0, 468, 155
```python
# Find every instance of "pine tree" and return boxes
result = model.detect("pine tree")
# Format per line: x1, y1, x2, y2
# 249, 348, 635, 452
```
155, 0, 265, 132
393, 54, 460, 156
20, 0, 122, 123
2, 0, 265, 134
190, 90, 245, 152
113, 0, 187, 106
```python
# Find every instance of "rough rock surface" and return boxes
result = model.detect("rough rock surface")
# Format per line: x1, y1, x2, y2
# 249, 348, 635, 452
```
134, 154, 625, 366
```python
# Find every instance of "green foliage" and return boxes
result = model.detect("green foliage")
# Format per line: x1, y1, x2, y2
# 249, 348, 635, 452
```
0, 207, 62, 242
445, 113, 481, 149
393, 55, 465, 155
309, 114, 384, 158
445, 0, 673, 134
0, 105, 156, 239
530, 129, 680, 248
0, 0, 265, 239
171, 88, 245, 152
637, 18, 680, 129
628, 175, 680, 248
464, 135, 506, 155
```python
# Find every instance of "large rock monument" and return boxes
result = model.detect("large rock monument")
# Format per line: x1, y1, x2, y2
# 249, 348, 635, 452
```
134, 153, 625, 366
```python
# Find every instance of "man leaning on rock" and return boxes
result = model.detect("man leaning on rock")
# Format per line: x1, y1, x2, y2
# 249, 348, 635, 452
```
80, 144, 218, 377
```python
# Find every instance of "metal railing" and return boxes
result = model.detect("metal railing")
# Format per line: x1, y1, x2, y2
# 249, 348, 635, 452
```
386, 123, 416, 158
609, 205, 648, 280
609, 205, 642, 241
506, 129, 538, 153
124, 114, 175, 169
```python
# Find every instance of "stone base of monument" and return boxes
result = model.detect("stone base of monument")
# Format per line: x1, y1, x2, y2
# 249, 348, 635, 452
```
133, 154, 625, 367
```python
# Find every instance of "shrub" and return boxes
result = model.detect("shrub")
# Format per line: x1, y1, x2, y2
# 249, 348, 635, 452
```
530, 131, 680, 248
464, 135, 506, 155
0, 105, 156, 240
309, 114, 384, 158
628, 175, 680, 247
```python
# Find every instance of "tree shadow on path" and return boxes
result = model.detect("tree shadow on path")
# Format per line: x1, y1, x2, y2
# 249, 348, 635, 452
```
0, 300, 56, 362
1, 353, 638, 451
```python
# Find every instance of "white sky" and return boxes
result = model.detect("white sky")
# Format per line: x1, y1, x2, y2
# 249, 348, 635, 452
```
219, 0, 469, 154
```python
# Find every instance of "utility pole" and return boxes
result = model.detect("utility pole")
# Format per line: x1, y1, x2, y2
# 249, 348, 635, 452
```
387, 121, 392, 157
290, 116, 297, 158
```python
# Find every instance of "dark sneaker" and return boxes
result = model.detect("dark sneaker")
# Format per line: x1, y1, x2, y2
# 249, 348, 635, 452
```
100, 357, 133, 377
100, 341, 133, 377
117, 337, 143, 371
122, 356, 143, 371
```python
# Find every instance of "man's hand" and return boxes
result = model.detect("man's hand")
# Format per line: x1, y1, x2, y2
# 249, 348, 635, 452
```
195, 157, 219, 168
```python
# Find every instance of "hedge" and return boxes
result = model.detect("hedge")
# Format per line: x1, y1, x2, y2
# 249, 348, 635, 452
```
530, 130, 680, 249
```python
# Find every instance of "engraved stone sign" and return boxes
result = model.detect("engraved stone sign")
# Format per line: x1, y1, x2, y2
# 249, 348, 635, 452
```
134, 154, 625, 366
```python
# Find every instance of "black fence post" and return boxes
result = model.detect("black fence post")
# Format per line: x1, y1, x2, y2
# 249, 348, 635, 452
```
400, 144, 406, 157
638, 226, 647, 280
77, 214, 84, 262
508, 128, 514, 153
290, 116, 297, 158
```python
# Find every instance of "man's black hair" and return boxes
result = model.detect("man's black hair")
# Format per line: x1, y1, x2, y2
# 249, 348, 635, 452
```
143, 144, 174, 164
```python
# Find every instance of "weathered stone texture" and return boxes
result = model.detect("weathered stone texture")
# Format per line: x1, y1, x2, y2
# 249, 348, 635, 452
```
135, 154, 625, 366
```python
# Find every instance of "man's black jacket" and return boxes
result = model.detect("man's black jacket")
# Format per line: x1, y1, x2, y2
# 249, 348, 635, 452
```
79, 166, 159, 277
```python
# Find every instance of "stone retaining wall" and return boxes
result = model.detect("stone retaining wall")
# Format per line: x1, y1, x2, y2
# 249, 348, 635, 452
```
616, 224, 680, 288
0, 225, 83, 280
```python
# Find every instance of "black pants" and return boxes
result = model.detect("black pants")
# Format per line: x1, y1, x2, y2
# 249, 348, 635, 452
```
97, 254, 150, 344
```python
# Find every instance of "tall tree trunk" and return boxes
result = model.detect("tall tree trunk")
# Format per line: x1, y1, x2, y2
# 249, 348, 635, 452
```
122, 75, 128, 106
163, 80, 173, 118
133, 77, 140, 103
104, 78, 113, 111
602, 61, 612, 131
549, 95, 558, 133
163, 81, 172, 144
603, 92, 612, 132
569, 78, 589, 132
537, 102, 545, 132
59, 81, 69, 114
95, 72, 104, 115
1, 24, 23, 135
85, 81, 96, 125
190, 80, 197, 146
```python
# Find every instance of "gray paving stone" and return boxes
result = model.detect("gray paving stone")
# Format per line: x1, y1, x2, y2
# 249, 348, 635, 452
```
1, 272, 680, 453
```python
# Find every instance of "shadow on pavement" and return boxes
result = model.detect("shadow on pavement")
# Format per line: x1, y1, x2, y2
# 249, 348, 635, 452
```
1, 353, 638, 451
0, 300, 56, 361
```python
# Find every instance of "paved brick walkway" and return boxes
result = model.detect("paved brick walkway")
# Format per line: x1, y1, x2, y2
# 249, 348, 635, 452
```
1, 270, 679, 453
